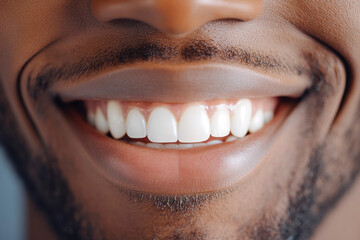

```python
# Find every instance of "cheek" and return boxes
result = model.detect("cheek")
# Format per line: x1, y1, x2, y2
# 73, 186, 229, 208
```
205, 50, 347, 230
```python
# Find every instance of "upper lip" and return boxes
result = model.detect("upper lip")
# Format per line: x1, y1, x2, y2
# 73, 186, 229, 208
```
51, 63, 311, 103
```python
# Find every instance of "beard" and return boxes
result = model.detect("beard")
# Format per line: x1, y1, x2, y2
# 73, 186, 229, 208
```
1, 75, 359, 240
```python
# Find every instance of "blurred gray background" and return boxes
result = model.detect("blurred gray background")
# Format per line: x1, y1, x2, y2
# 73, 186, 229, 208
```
0, 147, 25, 240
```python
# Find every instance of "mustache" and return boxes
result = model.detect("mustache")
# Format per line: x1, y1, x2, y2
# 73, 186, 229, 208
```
27, 40, 309, 100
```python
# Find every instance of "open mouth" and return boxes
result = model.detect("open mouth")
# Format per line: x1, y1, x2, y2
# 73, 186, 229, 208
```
84, 97, 278, 148
50, 63, 308, 194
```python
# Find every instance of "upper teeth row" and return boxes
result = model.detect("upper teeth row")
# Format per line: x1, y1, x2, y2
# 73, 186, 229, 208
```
87, 99, 274, 143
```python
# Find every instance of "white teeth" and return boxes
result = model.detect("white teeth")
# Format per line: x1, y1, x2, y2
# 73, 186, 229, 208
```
147, 143, 163, 149
207, 140, 223, 145
147, 107, 177, 143
177, 144, 194, 149
210, 107, 230, 137
88, 99, 275, 146
133, 141, 146, 146
135, 141, 223, 149
95, 107, 109, 134
249, 109, 265, 133
225, 135, 238, 142
165, 144, 178, 149
264, 111, 274, 124
192, 142, 207, 148
126, 108, 146, 138
107, 101, 126, 139
178, 105, 210, 143
87, 111, 96, 126
230, 99, 252, 138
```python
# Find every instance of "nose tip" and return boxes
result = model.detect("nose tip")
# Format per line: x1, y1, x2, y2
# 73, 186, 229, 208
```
91, 0, 264, 35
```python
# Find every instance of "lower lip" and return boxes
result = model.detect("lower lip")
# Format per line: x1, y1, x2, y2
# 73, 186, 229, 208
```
66, 102, 292, 194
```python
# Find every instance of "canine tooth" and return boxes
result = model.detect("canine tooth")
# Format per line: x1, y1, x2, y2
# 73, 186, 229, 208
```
230, 99, 252, 138
126, 108, 146, 138
249, 109, 265, 133
87, 111, 96, 126
95, 107, 109, 134
107, 101, 126, 139
178, 105, 210, 143
210, 107, 230, 137
264, 111, 274, 124
147, 107, 177, 143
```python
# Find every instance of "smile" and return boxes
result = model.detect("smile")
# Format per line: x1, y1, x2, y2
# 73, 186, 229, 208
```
51, 63, 308, 194
86, 97, 277, 148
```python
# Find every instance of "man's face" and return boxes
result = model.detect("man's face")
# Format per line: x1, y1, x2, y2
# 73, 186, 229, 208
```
0, 0, 359, 239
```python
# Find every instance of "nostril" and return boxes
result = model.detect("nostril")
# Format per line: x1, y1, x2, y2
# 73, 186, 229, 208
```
91, 0, 264, 35
91, 0, 129, 23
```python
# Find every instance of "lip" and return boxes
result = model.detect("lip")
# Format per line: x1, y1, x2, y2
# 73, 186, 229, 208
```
65, 101, 292, 194
52, 63, 306, 194
52, 63, 310, 103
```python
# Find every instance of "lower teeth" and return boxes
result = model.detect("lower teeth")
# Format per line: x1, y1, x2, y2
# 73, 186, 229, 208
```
129, 136, 237, 149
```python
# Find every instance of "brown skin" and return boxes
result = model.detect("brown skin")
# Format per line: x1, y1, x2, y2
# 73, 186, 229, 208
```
0, 0, 360, 239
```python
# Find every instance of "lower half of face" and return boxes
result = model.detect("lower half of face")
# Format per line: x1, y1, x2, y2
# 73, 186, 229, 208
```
1, 7, 360, 240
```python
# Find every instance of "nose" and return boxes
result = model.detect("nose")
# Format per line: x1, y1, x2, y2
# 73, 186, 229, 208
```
91, 0, 264, 35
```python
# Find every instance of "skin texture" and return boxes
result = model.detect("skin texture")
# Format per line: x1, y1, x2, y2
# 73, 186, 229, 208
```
0, 0, 359, 239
